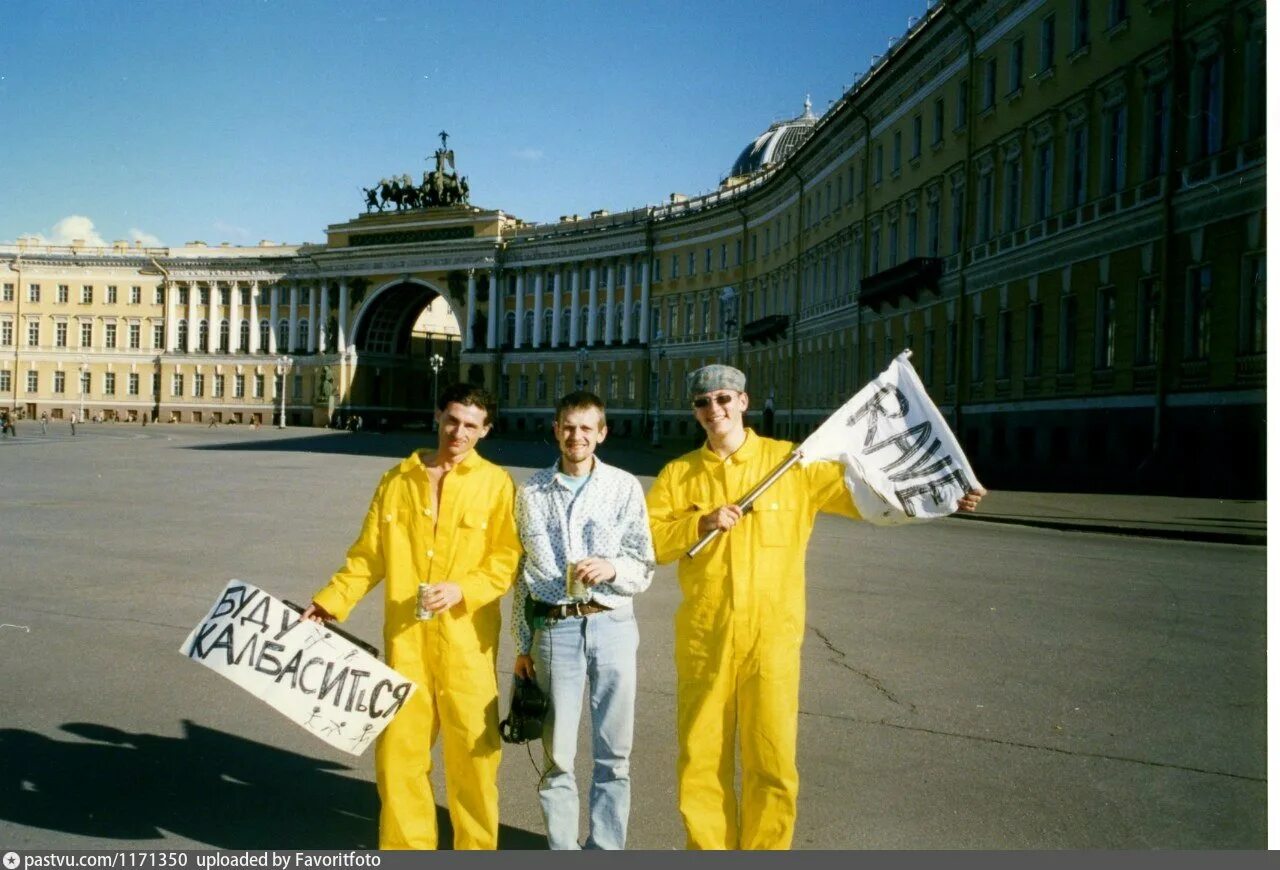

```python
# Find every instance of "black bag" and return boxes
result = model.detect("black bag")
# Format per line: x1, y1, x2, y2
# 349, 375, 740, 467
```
499, 675, 549, 744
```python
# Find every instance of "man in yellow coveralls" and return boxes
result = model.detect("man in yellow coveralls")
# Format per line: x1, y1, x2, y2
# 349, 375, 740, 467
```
302, 383, 521, 850
647, 365, 982, 849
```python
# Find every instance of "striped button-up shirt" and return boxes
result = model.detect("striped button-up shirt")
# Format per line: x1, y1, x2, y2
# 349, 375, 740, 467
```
512, 456, 655, 654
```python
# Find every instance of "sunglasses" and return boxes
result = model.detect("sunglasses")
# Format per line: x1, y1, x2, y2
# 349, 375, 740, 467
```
692, 393, 737, 410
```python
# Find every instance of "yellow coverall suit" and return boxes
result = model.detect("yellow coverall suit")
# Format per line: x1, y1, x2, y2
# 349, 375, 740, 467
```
647, 430, 858, 849
312, 448, 521, 850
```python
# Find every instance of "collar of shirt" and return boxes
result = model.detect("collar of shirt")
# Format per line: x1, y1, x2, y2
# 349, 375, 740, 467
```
402, 446, 485, 476
698, 427, 763, 468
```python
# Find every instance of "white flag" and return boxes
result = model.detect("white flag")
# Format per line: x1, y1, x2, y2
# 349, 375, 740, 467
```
798, 351, 982, 525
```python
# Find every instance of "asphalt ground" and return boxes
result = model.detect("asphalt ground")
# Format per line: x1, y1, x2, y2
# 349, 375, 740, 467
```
0, 424, 1267, 849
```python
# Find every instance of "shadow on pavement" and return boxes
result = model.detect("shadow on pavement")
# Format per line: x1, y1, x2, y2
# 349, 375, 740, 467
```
0, 720, 545, 850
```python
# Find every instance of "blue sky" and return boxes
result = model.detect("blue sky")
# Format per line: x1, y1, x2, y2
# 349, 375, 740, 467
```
2, 0, 931, 247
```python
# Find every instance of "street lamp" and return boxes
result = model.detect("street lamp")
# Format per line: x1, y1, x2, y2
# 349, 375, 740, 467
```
650, 329, 665, 447
277, 355, 293, 429
429, 352, 444, 427
79, 361, 88, 422
576, 346, 589, 390
719, 285, 738, 365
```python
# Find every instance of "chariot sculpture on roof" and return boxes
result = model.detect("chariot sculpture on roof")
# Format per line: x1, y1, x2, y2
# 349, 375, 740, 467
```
362, 130, 471, 213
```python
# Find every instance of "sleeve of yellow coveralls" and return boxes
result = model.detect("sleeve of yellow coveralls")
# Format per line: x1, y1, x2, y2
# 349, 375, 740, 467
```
646, 463, 703, 565
460, 471, 522, 613
312, 477, 389, 622
805, 459, 861, 522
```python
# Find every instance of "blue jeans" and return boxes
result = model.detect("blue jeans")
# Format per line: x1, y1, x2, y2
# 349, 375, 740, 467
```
531, 603, 638, 850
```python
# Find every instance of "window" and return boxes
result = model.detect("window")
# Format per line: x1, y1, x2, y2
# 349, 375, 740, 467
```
80, 322, 92, 348
1187, 266, 1211, 359
1242, 255, 1265, 354
0, 370, 11, 393
1136, 278, 1160, 364
259, 320, 270, 351
193, 373, 204, 398
1026, 302, 1044, 375
254, 373, 264, 398
0, 320, 10, 346
1068, 123, 1088, 206
28, 284, 41, 303
997, 310, 1012, 378
1072, 0, 1090, 52
107, 286, 117, 304
104, 372, 116, 395
81, 286, 93, 304
971, 317, 986, 382
933, 98, 945, 145
152, 373, 160, 397
239, 320, 250, 352
26, 371, 38, 393
874, 143, 884, 183
278, 321, 289, 351
945, 320, 958, 384
55, 322, 67, 347
977, 168, 995, 242
57, 285, 69, 304
927, 198, 940, 257
721, 244, 728, 269
1040, 14, 1056, 72
128, 373, 140, 396
907, 209, 919, 259
79, 370, 90, 394
1108, 0, 1129, 29
956, 79, 968, 129
199, 288, 209, 305
28, 321, 40, 347
54, 371, 66, 394
671, 255, 679, 279
705, 248, 712, 273
1102, 105, 1126, 195
199, 320, 209, 352
982, 58, 997, 110
155, 287, 165, 305
1009, 38, 1024, 93
951, 184, 966, 254
892, 131, 902, 174
131, 286, 142, 305
220, 287, 230, 306
1095, 286, 1117, 368
1193, 52, 1223, 159
1243, 19, 1265, 140
1, 284, 11, 302
105, 323, 117, 349
1144, 80, 1170, 179
653, 257, 662, 282
1059, 294, 1078, 371
685, 298, 695, 338
153, 323, 164, 349
870, 226, 881, 274
887, 217, 899, 268
213, 375, 224, 398
688, 252, 695, 276
1003, 155, 1022, 232
234, 374, 245, 398
177, 319, 188, 351
172, 373, 184, 397
297, 319, 309, 352
240, 287, 250, 305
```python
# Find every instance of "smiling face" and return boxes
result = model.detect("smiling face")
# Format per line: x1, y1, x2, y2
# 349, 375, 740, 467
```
553, 406, 607, 468
434, 401, 491, 461
692, 389, 749, 441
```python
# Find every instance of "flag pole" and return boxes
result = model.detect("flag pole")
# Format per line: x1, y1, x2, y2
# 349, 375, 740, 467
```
686, 449, 804, 558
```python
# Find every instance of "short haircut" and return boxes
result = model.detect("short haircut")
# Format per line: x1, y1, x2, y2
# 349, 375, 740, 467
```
437, 382, 498, 426
555, 390, 606, 428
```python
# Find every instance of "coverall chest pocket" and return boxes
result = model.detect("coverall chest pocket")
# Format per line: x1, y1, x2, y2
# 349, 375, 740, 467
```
751, 501, 795, 547
458, 510, 489, 539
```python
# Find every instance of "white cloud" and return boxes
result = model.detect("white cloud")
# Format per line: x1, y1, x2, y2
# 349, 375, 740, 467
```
511, 148, 544, 161
212, 219, 250, 240
14, 215, 163, 248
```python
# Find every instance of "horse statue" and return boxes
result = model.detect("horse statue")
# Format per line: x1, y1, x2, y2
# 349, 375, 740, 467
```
362, 187, 380, 213
459, 176, 470, 203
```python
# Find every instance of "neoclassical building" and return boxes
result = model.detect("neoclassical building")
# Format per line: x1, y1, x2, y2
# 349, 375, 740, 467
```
0, 0, 1265, 495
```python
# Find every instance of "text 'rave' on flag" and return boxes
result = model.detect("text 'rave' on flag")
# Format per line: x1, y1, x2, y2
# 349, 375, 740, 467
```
180, 580, 416, 755
798, 351, 982, 524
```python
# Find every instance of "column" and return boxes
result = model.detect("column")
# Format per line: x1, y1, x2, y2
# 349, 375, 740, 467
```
165, 281, 177, 352
531, 271, 544, 349
464, 271, 476, 351
603, 262, 617, 345
228, 282, 240, 355
586, 264, 599, 346
310, 281, 320, 353
550, 269, 563, 349
186, 280, 199, 352
569, 266, 581, 346
338, 278, 350, 353
621, 259, 634, 343
513, 271, 525, 348
640, 259, 651, 341
268, 284, 280, 354
288, 282, 299, 353
486, 269, 499, 349
248, 282, 261, 354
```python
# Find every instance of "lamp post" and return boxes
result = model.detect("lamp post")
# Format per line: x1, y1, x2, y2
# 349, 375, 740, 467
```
277, 355, 293, 428
429, 352, 444, 427
576, 346, 589, 390
79, 361, 87, 422
650, 328, 665, 447
719, 285, 738, 364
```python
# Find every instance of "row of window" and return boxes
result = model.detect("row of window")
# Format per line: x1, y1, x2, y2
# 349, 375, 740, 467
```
1, 283, 329, 308
0, 369, 305, 402
1, 318, 318, 353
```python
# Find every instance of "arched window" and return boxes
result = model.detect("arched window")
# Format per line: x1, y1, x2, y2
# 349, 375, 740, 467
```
524, 310, 535, 344
219, 319, 230, 353
198, 320, 209, 352
278, 320, 290, 351
504, 312, 515, 346
298, 319, 309, 352
259, 319, 270, 352
239, 320, 250, 352
561, 307, 572, 343
177, 319, 189, 352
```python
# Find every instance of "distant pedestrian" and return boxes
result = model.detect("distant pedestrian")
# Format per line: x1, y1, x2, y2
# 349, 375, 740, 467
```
208, 417, 219, 428
69, 412, 77, 436
40, 412, 48, 435
1, 410, 13, 438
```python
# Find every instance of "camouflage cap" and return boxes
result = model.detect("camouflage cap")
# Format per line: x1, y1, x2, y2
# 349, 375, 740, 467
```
688, 364, 746, 398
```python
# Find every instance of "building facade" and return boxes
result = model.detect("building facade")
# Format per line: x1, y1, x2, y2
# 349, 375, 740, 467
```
1, 0, 1264, 495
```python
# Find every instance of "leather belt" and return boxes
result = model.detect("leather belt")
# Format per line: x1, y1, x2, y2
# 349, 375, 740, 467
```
531, 599, 612, 621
